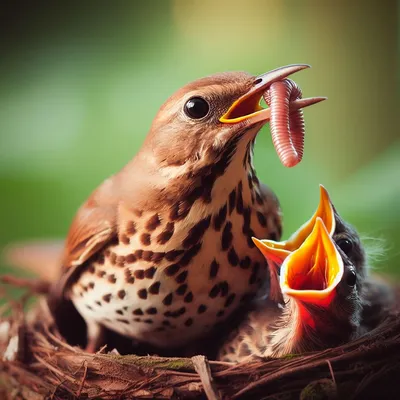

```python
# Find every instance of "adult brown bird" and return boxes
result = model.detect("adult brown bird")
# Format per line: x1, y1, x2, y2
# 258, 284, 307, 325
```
6, 65, 325, 352
218, 217, 364, 362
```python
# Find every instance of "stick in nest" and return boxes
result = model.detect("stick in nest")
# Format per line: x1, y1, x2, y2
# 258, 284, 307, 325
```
0, 275, 50, 295
0, 284, 399, 399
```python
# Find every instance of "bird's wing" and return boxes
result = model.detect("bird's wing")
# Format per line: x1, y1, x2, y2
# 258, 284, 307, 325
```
62, 204, 117, 268
2, 179, 119, 287
55, 178, 120, 296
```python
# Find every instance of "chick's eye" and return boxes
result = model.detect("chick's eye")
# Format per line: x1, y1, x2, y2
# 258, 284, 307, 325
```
184, 97, 210, 119
337, 238, 353, 256
346, 269, 357, 287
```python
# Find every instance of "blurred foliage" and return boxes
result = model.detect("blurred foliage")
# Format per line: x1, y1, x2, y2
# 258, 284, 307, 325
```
0, 1, 398, 286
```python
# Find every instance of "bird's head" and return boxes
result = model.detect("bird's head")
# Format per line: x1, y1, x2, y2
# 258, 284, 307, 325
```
142, 65, 324, 168
253, 185, 367, 283
330, 206, 367, 288
253, 185, 335, 264
280, 217, 363, 344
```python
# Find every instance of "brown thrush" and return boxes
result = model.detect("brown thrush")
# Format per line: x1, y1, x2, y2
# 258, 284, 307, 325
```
43, 65, 324, 352
218, 217, 364, 362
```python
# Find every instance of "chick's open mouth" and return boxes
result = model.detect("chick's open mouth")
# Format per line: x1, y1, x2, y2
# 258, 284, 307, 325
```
281, 218, 343, 300
287, 252, 333, 291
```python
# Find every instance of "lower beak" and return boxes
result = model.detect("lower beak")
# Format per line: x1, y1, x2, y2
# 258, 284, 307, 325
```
219, 64, 325, 125
253, 185, 335, 264
280, 217, 343, 303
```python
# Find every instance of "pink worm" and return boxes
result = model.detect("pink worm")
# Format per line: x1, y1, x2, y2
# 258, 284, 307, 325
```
263, 79, 305, 168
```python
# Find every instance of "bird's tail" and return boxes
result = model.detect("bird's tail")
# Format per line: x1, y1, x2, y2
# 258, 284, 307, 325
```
2, 240, 64, 283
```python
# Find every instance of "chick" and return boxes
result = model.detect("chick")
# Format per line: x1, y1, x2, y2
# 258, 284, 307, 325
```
218, 217, 363, 362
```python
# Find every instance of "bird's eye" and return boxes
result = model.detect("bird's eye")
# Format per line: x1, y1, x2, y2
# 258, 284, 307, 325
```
345, 269, 357, 287
337, 238, 353, 256
184, 97, 210, 119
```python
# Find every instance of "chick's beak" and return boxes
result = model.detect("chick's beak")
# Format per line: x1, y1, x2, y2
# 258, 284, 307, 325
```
280, 217, 344, 304
220, 64, 325, 125
252, 185, 335, 264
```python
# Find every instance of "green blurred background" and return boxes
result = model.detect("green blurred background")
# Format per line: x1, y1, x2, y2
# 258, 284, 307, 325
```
0, 1, 399, 288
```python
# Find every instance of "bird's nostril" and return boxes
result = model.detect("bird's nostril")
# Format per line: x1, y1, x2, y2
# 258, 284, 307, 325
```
254, 78, 263, 85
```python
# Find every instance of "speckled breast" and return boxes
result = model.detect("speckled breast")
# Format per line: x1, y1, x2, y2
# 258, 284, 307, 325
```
70, 154, 280, 348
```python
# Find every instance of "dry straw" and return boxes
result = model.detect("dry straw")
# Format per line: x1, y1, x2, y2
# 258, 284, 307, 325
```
0, 277, 399, 400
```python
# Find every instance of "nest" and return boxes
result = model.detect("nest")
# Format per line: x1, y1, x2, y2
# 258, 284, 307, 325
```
0, 278, 400, 400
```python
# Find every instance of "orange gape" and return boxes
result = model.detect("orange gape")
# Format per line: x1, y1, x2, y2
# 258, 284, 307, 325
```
264, 79, 305, 168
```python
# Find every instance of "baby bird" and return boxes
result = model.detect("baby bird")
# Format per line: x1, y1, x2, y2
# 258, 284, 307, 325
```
254, 185, 367, 303
217, 217, 364, 362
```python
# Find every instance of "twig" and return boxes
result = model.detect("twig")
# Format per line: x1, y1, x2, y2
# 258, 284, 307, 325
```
326, 359, 336, 384
192, 355, 220, 400
0, 275, 50, 294
76, 360, 88, 397
232, 342, 400, 399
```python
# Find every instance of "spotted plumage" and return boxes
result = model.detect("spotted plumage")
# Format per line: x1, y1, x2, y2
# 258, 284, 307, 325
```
60, 137, 279, 349
46, 65, 324, 352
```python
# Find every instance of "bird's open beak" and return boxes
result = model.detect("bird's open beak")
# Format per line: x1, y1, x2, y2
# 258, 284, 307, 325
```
219, 64, 325, 125
252, 185, 335, 264
280, 217, 343, 304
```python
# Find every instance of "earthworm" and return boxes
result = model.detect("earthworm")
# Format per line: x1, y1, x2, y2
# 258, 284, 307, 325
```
264, 79, 305, 168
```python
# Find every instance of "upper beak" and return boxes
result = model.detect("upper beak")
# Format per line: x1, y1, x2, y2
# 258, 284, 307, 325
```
252, 185, 335, 264
280, 217, 344, 303
220, 64, 326, 124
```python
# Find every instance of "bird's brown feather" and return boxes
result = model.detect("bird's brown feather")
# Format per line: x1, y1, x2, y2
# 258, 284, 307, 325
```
37, 71, 286, 350
63, 204, 117, 269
